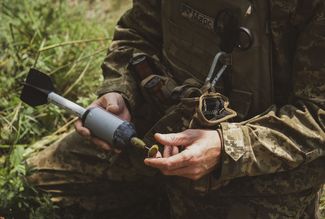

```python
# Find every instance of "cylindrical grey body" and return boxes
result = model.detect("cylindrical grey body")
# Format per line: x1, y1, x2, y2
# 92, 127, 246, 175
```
82, 107, 137, 149
47, 92, 136, 149
83, 107, 123, 145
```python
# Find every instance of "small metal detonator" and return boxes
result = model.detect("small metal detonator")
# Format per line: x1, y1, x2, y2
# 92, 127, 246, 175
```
20, 68, 158, 157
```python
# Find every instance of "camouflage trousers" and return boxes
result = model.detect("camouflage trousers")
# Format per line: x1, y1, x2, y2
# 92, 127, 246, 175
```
27, 130, 324, 219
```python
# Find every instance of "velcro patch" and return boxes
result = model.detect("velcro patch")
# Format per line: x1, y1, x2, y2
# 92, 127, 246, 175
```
222, 123, 246, 161
180, 3, 214, 30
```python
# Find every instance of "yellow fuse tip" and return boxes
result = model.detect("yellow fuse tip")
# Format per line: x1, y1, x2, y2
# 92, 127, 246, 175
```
130, 137, 146, 149
130, 137, 159, 158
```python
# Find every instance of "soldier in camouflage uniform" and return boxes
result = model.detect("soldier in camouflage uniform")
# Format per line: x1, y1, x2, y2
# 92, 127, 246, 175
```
27, 0, 325, 218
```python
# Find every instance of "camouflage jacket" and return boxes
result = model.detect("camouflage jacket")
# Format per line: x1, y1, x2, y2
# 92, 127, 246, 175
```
98, 0, 325, 185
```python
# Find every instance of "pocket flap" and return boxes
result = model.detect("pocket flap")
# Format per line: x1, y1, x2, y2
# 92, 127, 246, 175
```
229, 89, 253, 121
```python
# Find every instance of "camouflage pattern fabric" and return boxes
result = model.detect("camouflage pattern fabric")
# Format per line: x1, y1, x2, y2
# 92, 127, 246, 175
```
28, 0, 325, 218
27, 131, 169, 218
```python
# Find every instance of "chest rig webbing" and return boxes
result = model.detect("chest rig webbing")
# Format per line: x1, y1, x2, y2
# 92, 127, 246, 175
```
161, 0, 273, 120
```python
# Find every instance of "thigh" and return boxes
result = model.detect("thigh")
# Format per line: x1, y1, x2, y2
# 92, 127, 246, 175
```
165, 158, 324, 219
27, 131, 169, 218
167, 183, 321, 219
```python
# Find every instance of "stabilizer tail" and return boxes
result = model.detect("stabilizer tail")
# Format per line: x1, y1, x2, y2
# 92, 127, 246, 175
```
20, 68, 55, 107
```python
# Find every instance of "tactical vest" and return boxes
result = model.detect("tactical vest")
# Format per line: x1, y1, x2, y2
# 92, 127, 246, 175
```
161, 0, 274, 120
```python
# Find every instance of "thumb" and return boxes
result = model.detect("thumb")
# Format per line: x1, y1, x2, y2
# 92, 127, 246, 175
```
154, 132, 191, 146
106, 104, 121, 114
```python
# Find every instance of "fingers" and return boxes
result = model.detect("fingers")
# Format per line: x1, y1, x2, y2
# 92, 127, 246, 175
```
155, 151, 162, 158
106, 103, 121, 114
74, 93, 131, 153
150, 158, 214, 181
146, 158, 209, 181
75, 119, 113, 151
163, 145, 172, 157
98, 93, 131, 121
74, 119, 91, 137
147, 129, 222, 181
89, 98, 104, 109
91, 137, 112, 151
90, 94, 121, 112
144, 149, 193, 170
172, 146, 179, 155
154, 132, 192, 147
163, 145, 179, 157
162, 166, 206, 180
104, 94, 121, 113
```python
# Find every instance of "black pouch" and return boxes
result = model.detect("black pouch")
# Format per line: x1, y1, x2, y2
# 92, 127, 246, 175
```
129, 54, 178, 113
140, 74, 177, 112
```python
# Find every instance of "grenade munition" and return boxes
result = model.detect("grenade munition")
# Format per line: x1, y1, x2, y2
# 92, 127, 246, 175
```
20, 68, 158, 158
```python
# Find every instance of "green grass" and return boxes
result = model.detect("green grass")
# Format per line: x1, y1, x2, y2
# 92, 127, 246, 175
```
0, 0, 131, 146
0, 0, 324, 218
0, 0, 131, 217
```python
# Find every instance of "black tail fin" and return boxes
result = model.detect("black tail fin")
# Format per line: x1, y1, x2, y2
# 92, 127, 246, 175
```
20, 68, 55, 107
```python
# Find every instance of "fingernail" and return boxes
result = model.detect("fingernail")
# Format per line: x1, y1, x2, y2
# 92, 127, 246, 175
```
155, 133, 163, 139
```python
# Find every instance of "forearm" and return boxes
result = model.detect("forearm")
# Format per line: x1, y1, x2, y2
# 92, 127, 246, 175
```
219, 100, 324, 181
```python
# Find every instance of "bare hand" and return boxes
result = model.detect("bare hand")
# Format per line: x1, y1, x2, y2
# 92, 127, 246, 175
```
144, 129, 222, 180
75, 92, 131, 151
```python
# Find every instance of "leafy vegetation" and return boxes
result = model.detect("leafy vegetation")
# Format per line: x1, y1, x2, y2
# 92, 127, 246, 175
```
0, 145, 57, 218
0, 0, 323, 218
0, 0, 130, 217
